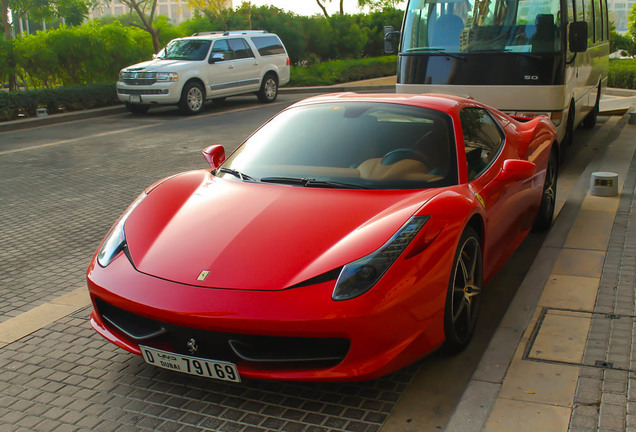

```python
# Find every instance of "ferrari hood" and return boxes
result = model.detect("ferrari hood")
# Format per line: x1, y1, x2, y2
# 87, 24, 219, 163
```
125, 171, 440, 290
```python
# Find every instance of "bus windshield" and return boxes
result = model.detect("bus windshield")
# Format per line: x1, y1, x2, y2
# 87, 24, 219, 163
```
402, 0, 562, 54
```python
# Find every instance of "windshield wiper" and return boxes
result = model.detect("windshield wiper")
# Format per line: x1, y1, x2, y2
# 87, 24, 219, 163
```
404, 48, 465, 60
260, 176, 368, 189
218, 167, 256, 182
467, 48, 541, 58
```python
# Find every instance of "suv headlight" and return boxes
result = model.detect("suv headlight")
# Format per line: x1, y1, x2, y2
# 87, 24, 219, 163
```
97, 192, 147, 267
156, 72, 178, 82
332, 216, 429, 301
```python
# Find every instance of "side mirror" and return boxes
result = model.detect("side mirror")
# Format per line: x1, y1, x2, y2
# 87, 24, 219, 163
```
495, 159, 535, 182
384, 26, 400, 54
209, 52, 225, 64
202, 145, 226, 169
569, 21, 588, 53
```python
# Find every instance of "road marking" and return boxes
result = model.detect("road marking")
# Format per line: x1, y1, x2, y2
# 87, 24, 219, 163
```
0, 101, 286, 157
0, 123, 162, 156
0, 287, 91, 345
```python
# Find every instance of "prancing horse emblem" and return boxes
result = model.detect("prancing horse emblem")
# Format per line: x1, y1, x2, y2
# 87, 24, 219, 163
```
197, 270, 210, 281
187, 338, 198, 355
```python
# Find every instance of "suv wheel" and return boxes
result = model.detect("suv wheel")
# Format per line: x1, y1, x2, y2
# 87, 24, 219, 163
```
257, 74, 278, 103
125, 103, 149, 114
179, 82, 205, 115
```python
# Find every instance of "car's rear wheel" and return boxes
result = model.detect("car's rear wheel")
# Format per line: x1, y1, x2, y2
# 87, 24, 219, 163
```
533, 149, 558, 231
257, 73, 278, 103
442, 226, 483, 354
179, 82, 205, 115
125, 103, 149, 114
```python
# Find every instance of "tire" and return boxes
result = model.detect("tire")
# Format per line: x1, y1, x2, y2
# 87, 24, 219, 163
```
125, 103, 149, 114
533, 149, 558, 232
179, 82, 206, 115
442, 226, 483, 354
581, 86, 600, 129
257, 73, 278, 103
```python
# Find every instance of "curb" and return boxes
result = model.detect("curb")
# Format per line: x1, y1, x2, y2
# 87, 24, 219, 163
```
0, 85, 395, 134
0, 85, 633, 134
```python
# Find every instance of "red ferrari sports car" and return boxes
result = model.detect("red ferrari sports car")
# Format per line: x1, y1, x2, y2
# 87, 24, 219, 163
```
87, 93, 557, 382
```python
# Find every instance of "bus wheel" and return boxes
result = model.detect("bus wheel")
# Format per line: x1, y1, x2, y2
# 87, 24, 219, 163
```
582, 87, 601, 129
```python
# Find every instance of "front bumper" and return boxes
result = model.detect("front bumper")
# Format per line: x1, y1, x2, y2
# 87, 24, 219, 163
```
117, 81, 182, 105
86, 237, 454, 381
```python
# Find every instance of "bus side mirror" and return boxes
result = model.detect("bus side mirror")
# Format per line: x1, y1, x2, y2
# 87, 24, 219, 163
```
384, 26, 400, 54
569, 21, 588, 53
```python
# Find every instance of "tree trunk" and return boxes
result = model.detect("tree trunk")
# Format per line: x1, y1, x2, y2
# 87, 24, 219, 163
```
340, 0, 344, 14
1, 0, 17, 90
315, 0, 330, 18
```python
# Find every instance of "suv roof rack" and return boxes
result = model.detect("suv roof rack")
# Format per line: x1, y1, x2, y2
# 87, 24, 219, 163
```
191, 30, 269, 37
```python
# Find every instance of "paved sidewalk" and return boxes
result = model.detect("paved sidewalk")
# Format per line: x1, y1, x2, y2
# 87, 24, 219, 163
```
446, 114, 636, 432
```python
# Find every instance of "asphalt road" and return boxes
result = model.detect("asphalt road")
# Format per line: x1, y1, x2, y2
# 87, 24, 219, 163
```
0, 94, 617, 432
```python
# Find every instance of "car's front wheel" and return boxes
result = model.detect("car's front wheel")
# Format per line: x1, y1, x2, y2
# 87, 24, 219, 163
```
125, 103, 149, 114
179, 82, 205, 115
257, 73, 278, 103
442, 226, 483, 354
533, 149, 558, 231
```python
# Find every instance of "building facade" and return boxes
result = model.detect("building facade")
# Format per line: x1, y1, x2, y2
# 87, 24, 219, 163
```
87, 0, 232, 26
607, 0, 635, 34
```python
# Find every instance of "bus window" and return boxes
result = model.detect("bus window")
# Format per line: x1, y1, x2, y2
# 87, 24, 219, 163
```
401, 0, 562, 54
593, 0, 602, 42
583, 0, 594, 43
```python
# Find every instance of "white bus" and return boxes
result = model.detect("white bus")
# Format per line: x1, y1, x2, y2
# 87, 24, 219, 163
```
385, 0, 610, 148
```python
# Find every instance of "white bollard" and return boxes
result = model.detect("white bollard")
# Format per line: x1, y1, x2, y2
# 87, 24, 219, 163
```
590, 172, 618, 197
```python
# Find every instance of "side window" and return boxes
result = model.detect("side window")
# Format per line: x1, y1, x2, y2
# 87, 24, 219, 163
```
583, 0, 594, 43
252, 36, 286, 56
211, 39, 231, 61
228, 38, 255, 59
460, 108, 504, 180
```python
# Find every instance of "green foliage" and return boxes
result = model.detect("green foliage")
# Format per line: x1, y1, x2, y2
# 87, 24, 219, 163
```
11, 23, 152, 88
289, 56, 397, 86
610, 20, 636, 56
608, 59, 636, 89
0, 83, 118, 121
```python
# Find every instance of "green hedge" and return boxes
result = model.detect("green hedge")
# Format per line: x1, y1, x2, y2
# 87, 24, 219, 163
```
608, 59, 636, 89
290, 56, 397, 86
0, 83, 118, 121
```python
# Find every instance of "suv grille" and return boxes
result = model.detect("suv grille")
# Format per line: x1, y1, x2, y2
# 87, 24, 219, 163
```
121, 71, 157, 85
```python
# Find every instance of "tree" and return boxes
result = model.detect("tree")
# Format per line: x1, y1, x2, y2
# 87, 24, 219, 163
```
315, 0, 344, 18
629, 2, 636, 42
357, 0, 405, 12
1, 0, 90, 89
115, 0, 162, 52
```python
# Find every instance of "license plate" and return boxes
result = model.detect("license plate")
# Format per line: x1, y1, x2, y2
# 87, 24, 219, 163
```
129, 94, 142, 103
139, 345, 240, 382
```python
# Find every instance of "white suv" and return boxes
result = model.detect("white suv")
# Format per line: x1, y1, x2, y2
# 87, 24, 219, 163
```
117, 30, 291, 114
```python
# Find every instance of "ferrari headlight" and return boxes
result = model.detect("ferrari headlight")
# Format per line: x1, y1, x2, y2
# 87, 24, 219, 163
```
97, 192, 147, 267
156, 72, 178, 82
332, 216, 429, 301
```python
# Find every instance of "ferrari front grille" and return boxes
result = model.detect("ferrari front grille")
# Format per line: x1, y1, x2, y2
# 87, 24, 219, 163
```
95, 298, 350, 369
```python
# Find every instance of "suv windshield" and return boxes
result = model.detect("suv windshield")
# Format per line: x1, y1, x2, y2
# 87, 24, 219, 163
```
403, 0, 561, 54
220, 102, 458, 190
159, 39, 212, 60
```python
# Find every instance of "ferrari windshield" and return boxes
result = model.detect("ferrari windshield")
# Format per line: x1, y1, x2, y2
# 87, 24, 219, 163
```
402, 0, 562, 53
158, 39, 212, 60
220, 102, 457, 190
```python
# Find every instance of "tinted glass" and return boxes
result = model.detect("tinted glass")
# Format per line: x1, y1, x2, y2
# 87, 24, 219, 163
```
211, 39, 231, 60
460, 108, 504, 180
220, 102, 458, 190
228, 38, 255, 59
252, 36, 286, 56
402, 0, 562, 53
160, 39, 211, 61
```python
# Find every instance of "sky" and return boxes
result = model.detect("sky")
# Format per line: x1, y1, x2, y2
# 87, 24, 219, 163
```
231, 1, 405, 16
